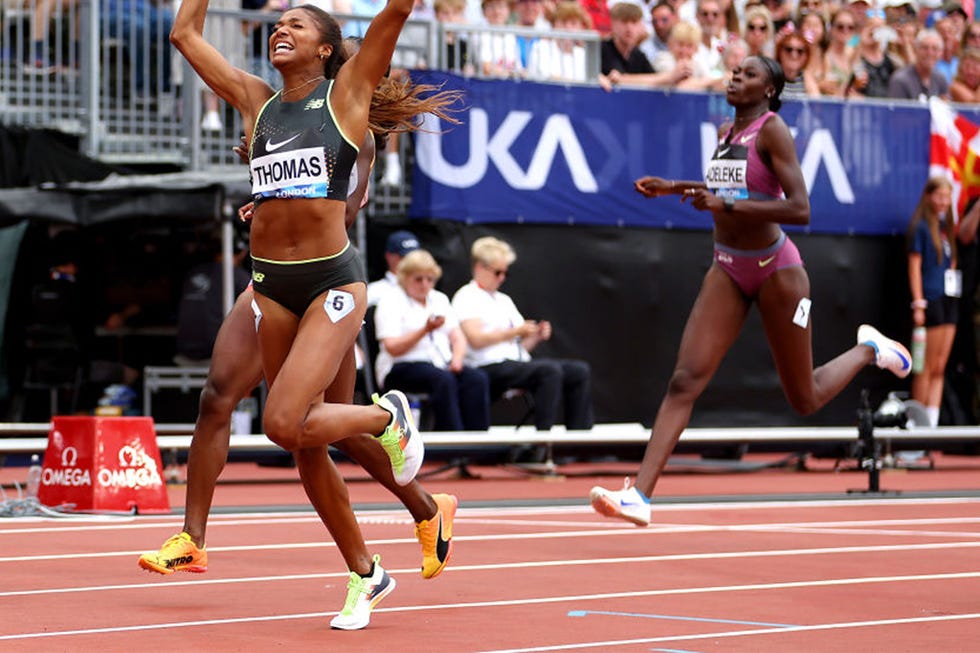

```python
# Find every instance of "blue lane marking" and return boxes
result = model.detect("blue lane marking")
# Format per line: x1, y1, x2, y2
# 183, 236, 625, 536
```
567, 610, 798, 629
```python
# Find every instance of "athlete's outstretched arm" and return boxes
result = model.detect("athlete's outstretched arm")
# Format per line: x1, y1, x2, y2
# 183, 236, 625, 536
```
332, 0, 413, 140
170, 0, 272, 129
634, 177, 707, 197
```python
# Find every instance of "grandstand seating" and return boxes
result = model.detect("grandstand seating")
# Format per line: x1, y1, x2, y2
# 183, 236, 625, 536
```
0, 6, 599, 171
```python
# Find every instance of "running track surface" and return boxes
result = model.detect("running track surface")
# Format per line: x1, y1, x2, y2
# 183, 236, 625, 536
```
2, 454, 980, 652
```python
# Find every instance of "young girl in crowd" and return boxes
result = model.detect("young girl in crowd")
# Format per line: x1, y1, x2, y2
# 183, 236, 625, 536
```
908, 177, 960, 428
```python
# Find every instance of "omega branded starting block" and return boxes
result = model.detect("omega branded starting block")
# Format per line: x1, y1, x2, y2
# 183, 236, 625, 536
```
37, 416, 171, 514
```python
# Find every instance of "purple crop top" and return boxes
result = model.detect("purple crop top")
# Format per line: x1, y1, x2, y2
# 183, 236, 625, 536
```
704, 111, 783, 201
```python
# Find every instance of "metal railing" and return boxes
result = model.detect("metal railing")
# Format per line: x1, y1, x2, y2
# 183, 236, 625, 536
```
1, 1, 601, 174
436, 22, 602, 83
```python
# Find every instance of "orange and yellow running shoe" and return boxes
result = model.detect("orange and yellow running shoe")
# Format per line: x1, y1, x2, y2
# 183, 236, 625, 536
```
415, 493, 457, 579
138, 532, 208, 575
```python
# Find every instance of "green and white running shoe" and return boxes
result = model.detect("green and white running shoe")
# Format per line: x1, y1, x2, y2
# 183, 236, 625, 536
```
330, 554, 396, 631
373, 390, 424, 485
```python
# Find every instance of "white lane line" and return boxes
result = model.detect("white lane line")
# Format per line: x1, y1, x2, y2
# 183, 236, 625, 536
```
464, 497, 980, 513
730, 517, 980, 529
0, 514, 413, 535
2, 495, 980, 533
3, 516, 980, 564
0, 516, 626, 535
737, 526, 980, 538
3, 511, 980, 539
460, 518, 980, 538
2, 571, 979, 641
3, 540, 979, 597
477, 612, 980, 653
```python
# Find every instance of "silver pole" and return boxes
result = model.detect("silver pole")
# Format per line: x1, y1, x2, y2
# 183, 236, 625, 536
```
221, 200, 234, 315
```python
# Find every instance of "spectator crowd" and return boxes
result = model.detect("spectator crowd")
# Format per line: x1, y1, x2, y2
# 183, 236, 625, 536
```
592, 0, 979, 98
18, 0, 980, 122
334, 0, 980, 96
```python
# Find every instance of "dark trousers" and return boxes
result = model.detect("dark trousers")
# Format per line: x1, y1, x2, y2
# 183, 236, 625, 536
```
481, 358, 594, 430
384, 362, 490, 431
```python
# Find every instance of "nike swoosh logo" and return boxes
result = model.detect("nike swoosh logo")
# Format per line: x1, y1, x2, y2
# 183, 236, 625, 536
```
265, 133, 301, 152
435, 512, 450, 562
740, 133, 757, 144
758, 255, 776, 267
890, 347, 911, 369
618, 498, 646, 507
718, 146, 731, 157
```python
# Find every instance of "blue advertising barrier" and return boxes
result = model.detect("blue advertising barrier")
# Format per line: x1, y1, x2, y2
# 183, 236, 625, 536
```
409, 72, 978, 236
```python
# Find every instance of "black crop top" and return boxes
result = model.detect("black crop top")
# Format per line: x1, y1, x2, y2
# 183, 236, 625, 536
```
249, 79, 359, 204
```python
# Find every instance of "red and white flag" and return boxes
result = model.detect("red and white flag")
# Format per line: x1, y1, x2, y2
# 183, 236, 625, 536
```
929, 97, 980, 221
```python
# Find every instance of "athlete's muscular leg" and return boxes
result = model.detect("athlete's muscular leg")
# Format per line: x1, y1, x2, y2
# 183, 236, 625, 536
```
758, 268, 874, 416
634, 266, 750, 497
296, 342, 438, 571
294, 346, 376, 575
278, 343, 434, 574
299, 346, 435, 554
334, 435, 437, 522
187, 290, 430, 568
324, 343, 436, 522
182, 291, 263, 547
258, 286, 390, 450
260, 284, 406, 576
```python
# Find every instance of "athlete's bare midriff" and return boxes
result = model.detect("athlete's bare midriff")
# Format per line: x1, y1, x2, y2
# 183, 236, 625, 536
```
250, 197, 349, 260
712, 214, 784, 251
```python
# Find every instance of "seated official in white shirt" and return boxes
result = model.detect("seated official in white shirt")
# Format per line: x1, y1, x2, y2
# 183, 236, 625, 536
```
451, 236, 594, 431
375, 249, 491, 431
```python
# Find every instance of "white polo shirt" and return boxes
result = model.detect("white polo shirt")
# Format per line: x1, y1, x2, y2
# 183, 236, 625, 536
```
451, 280, 531, 367
367, 270, 399, 308
374, 286, 456, 387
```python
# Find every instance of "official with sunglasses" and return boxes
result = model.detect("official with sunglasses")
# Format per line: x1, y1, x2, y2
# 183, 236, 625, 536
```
375, 249, 491, 431
452, 237, 595, 432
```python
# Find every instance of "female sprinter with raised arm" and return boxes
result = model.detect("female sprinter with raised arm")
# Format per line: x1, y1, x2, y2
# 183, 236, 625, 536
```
169, 0, 444, 629
589, 55, 912, 527
139, 41, 461, 602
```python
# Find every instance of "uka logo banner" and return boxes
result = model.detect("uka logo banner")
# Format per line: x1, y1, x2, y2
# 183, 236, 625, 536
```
410, 72, 951, 236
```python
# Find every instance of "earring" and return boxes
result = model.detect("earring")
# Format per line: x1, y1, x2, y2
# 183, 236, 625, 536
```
319, 54, 326, 61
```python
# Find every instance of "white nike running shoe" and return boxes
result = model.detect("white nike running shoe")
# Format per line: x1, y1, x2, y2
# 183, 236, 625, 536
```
330, 554, 396, 630
590, 478, 651, 527
857, 324, 912, 379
